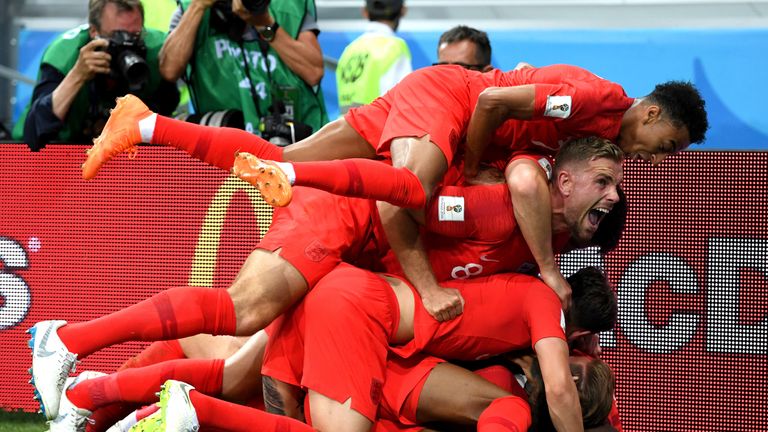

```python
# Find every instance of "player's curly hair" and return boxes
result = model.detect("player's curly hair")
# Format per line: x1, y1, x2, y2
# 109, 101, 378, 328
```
647, 81, 709, 145
567, 267, 617, 334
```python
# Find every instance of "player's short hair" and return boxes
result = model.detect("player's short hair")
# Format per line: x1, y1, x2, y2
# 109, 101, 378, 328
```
570, 357, 616, 428
646, 81, 708, 145
554, 137, 624, 176
529, 355, 616, 431
438, 25, 492, 67
89, 0, 144, 31
567, 267, 617, 334
589, 185, 627, 254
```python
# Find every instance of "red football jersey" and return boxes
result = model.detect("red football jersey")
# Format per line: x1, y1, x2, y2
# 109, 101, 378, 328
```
472, 64, 633, 157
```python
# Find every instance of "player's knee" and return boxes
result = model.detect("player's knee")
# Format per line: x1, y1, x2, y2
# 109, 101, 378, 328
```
463, 392, 504, 421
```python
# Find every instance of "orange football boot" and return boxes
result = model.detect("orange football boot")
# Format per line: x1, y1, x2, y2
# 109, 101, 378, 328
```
82, 94, 150, 180
232, 152, 293, 207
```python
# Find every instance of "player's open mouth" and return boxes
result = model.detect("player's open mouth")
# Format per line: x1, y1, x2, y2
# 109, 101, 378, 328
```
588, 207, 610, 226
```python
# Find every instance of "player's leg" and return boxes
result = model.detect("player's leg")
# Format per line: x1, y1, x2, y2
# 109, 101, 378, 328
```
85, 339, 190, 431
232, 134, 450, 209
64, 358, 225, 412
64, 331, 266, 412
28, 249, 304, 419
308, 391, 373, 432
83, 97, 375, 180
220, 330, 267, 403
29, 189, 364, 419
130, 380, 314, 432
300, 264, 399, 431
232, 67, 469, 208
379, 354, 530, 431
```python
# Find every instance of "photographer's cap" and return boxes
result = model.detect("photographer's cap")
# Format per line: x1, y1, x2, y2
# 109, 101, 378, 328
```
365, 0, 404, 17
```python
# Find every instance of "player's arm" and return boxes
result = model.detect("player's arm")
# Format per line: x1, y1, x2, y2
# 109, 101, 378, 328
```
506, 157, 571, 308
464, 84, 535, 178
379, 202, 464, 322
535, 337, 584, 432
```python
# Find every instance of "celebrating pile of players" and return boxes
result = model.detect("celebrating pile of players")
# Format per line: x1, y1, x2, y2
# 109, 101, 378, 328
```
25, 6, 708, 431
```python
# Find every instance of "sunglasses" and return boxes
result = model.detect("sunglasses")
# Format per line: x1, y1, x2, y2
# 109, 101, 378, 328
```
432, 61, 487, 71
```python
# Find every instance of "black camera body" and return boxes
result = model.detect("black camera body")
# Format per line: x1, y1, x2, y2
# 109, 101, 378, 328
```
243, 0, 270, 15
260, 102, 312, 146
210, 0, 272, 39
106, 30, 150, 91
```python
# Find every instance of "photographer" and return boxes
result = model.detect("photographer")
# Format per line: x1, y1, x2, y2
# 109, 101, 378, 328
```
14, 0, 179, 151
159, 0, 328, 144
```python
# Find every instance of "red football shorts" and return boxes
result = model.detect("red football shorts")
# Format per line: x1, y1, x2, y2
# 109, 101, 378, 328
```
262, 264, 400, 422
345, 65, 475, 165
256, 187, 384, 287
377, 353, 445, 429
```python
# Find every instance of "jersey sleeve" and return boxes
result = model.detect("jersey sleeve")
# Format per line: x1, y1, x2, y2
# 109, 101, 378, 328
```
527, 284, 567, 349
531, 79, 631, 134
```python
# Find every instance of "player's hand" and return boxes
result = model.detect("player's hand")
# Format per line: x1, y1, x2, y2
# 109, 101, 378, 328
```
571, 333, 602, 358
422, 287, 465, 322
465, 165, 505, 185
514, 61, 534, 71
232, 0, 274, 27
73, 38, 111, 81
540, 269, 572, 311
193, 0, 218, 8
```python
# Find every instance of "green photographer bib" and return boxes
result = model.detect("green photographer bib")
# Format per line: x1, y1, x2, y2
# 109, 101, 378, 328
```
181, 0, 328, 135
13, 25, 166, 142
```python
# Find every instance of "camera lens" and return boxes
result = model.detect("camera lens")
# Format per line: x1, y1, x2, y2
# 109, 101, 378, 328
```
118, 51, 150, 90
243, 0, 270, 15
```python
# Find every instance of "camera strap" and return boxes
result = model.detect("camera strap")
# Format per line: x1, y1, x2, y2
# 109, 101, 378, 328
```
238, 39, 266, 119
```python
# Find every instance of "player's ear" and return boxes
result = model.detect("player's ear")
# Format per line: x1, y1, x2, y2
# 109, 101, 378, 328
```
643, 104, 661, 125
558, 172, 571, 195
567, 329, 592, 342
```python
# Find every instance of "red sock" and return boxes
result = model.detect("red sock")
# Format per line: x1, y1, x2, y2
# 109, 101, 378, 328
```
118, 340, 186, 371
477, 396, 532, 432
473, 365, 527, 399
190, 390, 314, 432
58, 287, 237, 358
68, 358, 224, 411
425, 184, 514, 241
292, 159, 426, 208
152, 116, 284, 170
88, 403, 137, 432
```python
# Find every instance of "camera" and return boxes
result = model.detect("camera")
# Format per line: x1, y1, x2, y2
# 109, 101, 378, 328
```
210, 0, 272, 26
105, 30, 149, 91
259, 102, 312, 146
179, 110, 245, 130
243, 0, 271, 15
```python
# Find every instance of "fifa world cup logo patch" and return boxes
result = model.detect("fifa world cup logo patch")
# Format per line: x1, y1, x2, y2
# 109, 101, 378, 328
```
438, 196, 465, 221
544, 95, 572, 119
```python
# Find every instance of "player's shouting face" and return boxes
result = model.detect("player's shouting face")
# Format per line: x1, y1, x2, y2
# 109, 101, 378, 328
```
561, 155, 623, 244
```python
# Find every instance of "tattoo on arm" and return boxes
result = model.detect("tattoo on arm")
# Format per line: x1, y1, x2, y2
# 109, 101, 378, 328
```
263, 376, 287, 415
